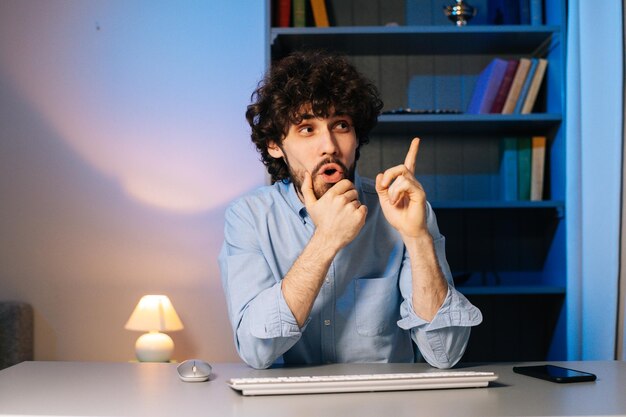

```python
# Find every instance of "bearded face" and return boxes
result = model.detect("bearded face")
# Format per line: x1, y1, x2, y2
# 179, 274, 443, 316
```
267, 110, 358, 201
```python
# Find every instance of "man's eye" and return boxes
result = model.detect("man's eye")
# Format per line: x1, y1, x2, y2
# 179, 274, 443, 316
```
334, 121, 351, 131
299, 126, 314, 134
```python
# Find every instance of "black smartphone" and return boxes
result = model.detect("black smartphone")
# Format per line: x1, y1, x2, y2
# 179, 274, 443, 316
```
513, 365, 597, 383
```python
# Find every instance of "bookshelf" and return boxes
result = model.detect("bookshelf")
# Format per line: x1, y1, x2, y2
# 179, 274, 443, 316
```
268, 0, 567, 361
271, 25, 559, 55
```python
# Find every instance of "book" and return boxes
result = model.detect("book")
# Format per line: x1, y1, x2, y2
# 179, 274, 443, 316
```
517, 137, 532, 200
521, 58, 548, 114
310, 0, 329, 27
490, 59, 519, 113
514, 58, 538, 114
530, 0, 543, 25
293, 0, 306, 27
466, 58, 509, 114
488, 0, 520, 24
275, 0, 291, 27
530, 136, 547, 201
519, 0, 531, 24
501, 58, 532, 114
500, 137, 519, 201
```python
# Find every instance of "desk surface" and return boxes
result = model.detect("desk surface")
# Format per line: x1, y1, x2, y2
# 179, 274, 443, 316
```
0, 361, 624, 417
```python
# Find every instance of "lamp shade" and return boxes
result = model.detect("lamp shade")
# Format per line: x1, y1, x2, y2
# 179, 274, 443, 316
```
124, 295, 184, 332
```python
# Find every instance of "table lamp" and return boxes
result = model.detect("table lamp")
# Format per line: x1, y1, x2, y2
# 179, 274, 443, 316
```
124, 295, 184, 362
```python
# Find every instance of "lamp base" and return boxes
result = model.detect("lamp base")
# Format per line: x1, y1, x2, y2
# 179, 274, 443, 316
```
134, 331, 174, 362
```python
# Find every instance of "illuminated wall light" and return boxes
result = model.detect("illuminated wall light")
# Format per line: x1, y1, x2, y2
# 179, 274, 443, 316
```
0, 2, 266, 214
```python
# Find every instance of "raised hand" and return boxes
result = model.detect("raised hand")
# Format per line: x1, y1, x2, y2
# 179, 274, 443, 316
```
301, 172, 367, 251
375, 138, 428, 239
376, 138, 448, 322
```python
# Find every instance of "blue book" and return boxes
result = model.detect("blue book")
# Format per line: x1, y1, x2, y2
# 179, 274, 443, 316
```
519, 0, 531, 24
487, 0, 499, 23
517, 137, 532, 200
514, 58, 538, 114
488, 0, 521, 24
530, 0, 543, 25
500, 137, 518, 201
490, 59, 519, 113
467, 58, 509, 114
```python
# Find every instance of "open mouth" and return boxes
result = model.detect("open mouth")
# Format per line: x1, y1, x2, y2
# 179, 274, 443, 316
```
317, 163, 344, 184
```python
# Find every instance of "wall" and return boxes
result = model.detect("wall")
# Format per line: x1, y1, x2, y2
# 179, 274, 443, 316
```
571, 0, 623, 360
621, 0, 626, 362
0, 1, 267, 362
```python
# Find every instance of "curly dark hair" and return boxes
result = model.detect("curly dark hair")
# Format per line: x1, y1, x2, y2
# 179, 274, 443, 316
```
246, 50, 384, 183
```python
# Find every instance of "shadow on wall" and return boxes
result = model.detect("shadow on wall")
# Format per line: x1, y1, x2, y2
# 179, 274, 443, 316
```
0, 1, 266, 363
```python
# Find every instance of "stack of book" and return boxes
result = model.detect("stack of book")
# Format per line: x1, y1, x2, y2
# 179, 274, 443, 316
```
273, 0, 330, 28
466, 57, 550, 201
500, 136, 547, 201
466, 57, 548, 115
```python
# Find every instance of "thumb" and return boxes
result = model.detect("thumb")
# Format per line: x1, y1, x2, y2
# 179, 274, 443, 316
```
301, 171, 317, 206
375, 173, 388, 197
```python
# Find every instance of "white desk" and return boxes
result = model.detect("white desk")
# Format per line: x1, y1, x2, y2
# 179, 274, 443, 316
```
0, 361, 624, 416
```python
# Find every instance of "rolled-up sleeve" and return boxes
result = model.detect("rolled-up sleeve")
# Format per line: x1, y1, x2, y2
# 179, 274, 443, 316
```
397, 203, 482, 369
219, 203, 304, 369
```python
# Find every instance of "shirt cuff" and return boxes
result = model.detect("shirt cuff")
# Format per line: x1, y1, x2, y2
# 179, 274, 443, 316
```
249, 282, 306, 339
397, 286, 483, 331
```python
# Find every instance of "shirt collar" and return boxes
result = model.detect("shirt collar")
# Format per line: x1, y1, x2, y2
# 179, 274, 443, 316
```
282, 180, 307, 223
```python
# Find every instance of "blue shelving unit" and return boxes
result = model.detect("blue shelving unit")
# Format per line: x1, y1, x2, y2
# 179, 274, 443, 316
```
269, 0, 568, 361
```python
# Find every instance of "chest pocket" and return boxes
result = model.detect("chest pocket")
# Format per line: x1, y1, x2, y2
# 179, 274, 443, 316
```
355, 274, 401, 336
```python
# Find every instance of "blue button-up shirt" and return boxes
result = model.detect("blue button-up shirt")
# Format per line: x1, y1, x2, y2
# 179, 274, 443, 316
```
219, 174, 482, 369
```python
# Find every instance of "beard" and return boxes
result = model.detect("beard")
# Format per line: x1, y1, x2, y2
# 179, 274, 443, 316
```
289, 157, 356, 200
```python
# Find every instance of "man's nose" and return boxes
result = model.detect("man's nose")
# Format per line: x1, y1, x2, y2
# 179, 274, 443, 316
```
319, 127, 338, 155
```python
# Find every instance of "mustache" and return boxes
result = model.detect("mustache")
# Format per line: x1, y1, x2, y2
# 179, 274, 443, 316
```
311, 157, 348, 176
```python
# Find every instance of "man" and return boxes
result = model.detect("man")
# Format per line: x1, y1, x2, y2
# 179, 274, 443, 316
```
219, 50, 482, 370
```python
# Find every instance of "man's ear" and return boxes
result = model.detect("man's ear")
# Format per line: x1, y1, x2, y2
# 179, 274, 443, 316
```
267, 140, 284, 159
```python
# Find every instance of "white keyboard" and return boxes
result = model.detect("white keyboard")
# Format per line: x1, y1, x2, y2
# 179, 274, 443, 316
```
228, 370, 498, 396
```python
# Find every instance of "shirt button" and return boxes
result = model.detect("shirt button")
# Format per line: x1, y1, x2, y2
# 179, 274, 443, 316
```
324, 319, 331, 326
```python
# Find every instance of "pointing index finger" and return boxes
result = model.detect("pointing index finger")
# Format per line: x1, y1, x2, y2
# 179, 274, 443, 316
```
404, 137, 421, 174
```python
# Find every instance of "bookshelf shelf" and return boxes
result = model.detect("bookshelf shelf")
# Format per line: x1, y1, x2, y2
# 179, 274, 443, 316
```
375, 113, 562, 134
458, 285, 566, 295
431, 200, 564, 210
271, 25, 560, 57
